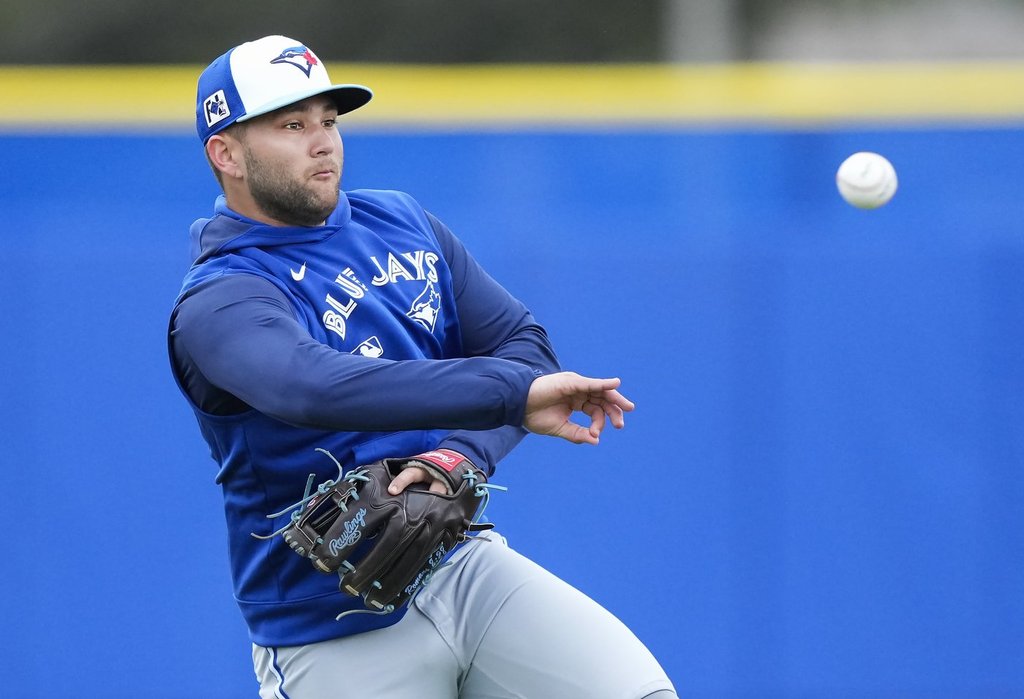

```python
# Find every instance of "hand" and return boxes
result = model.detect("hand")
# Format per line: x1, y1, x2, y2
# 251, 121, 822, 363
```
524, 372, 635, 445
388, 466, 449, 496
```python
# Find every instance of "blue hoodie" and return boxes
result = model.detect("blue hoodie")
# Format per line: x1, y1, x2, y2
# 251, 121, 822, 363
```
168, 189, 559, 645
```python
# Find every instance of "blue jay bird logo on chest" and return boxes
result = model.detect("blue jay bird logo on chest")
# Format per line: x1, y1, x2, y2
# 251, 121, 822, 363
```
270, 46, 320, 77
407, 281, 442, 332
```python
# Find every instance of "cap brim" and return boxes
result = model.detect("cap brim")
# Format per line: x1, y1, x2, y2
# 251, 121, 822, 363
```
236, 84, 372, 123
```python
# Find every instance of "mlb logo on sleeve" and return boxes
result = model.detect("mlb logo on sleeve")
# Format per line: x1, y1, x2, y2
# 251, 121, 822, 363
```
204, 90, 231, 128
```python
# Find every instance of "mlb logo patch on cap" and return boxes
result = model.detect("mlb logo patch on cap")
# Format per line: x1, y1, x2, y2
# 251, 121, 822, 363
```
195, 35, 372, 143
203, 89, 230, 128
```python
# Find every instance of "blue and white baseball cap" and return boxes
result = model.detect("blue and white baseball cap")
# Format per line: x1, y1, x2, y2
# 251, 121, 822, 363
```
196, 35, 372, 143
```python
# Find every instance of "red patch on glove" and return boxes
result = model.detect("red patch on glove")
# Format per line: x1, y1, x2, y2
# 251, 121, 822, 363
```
416, 449, 466, 473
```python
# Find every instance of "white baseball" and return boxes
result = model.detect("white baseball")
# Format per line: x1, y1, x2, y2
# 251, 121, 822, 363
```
836, 152, 898, 209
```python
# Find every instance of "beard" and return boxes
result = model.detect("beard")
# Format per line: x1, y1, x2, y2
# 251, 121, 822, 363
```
244, 146, 340, 227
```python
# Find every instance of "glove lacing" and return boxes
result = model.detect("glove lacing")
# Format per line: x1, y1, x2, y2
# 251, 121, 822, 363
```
250, 448, 367, 541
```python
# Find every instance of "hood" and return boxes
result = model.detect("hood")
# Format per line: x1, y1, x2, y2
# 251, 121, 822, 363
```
188, 193, 353, 265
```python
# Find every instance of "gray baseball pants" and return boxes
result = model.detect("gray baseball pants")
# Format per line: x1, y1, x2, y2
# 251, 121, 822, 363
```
253, 531, 676, 698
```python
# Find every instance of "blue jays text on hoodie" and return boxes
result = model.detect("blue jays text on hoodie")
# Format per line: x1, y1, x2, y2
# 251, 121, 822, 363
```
168, 189, 560, 646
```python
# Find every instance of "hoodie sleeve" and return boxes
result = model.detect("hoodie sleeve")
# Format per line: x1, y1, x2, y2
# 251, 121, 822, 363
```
170, 273, 538, 432
425, 213, 561, 474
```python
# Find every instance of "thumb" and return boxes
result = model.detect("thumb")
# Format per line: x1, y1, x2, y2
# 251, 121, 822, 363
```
556, 421, 600, 446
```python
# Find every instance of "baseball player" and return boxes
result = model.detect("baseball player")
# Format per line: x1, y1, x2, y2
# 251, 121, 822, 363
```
169, 35, 676, 698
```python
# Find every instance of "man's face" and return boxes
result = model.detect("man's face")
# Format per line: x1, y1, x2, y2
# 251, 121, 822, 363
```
237, 95, 343, 227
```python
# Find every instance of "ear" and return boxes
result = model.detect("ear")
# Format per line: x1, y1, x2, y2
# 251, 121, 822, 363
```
206, 133, 245, 181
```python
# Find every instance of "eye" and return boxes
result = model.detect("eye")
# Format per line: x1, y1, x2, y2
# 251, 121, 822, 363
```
323, 118, 337, 128
284, 121, 303, 131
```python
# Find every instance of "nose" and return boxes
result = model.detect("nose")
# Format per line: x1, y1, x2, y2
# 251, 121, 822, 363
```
311, 124, 336, 157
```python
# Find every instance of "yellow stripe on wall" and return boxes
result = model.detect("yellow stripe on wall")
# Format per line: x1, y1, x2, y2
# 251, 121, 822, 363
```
2, 62, 1023, 129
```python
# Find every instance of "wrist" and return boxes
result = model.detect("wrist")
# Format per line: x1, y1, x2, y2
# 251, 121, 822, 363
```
413, 449, 472, 474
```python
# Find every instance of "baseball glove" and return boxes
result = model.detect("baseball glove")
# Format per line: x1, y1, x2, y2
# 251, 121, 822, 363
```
266, 448, 497, 615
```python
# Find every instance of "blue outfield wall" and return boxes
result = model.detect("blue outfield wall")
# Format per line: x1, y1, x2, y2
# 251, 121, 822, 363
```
0, 125, 1021, 698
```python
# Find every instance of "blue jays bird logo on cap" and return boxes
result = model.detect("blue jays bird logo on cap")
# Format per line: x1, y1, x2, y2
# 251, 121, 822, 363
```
270, 46, 320, 77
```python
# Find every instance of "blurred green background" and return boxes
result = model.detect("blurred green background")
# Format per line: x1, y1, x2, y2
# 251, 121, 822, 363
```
2, 0, 1024, 64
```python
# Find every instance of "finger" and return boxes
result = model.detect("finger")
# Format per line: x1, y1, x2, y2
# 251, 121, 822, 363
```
428, 478, 449, 495
597, 388, 634, 413
578, 395, 627, 431
388, 466, 430, 495
601, 401, 626, 429
574, 376, 621, 395
583, 401, 606, 438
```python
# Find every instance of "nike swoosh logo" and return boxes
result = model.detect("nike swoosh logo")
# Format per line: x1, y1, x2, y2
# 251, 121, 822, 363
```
290, 263, 307, 282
